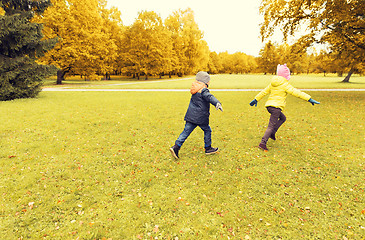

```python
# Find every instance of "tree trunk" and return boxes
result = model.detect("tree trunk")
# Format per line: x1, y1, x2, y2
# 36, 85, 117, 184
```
56, 67, 71, 85
342, 69, 354, 83
56, 69, 66, 85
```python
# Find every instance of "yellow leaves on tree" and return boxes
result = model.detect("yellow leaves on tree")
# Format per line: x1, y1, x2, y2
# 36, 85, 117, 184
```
121, 8, 209, 80
259, 0, 365, 82
39, 0, 122, 83
165, 8, 209, 76
121, 11, 171, 80
35, 1, 258, 83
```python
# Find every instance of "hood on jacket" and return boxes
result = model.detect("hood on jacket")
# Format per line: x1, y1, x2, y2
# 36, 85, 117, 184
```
271, 76, 288, 87
190, 81, 206, 94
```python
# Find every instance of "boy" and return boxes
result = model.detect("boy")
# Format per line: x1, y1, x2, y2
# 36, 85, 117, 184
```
170, 71, 223, 159
249, 64, 320, 151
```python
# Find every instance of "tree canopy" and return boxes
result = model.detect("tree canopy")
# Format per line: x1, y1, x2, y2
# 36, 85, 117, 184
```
38, 0, 121, 83
37, 3, 259, 83
121, 11, 172, 80
2, 0, 363, 88
260, 0, 365, 81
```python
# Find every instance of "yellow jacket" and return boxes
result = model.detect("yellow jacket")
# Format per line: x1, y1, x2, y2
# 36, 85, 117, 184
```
255, 76, 311, 110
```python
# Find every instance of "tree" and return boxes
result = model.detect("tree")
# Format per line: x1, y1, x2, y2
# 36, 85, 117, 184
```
218, 52, 234, 74
260, 0, 365, 82
122, 11, 172, 80
165, 8, 208, 76
96, 0, 122, 80
258, 41, 280, 74
312, 50, 335, 76
208, 51, 222, 74
39, 0, 114, 84
277, 43, 308, 74
0, 0, 57, 100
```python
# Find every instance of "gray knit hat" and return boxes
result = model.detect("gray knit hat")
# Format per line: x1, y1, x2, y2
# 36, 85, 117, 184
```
196, 71, 210, 84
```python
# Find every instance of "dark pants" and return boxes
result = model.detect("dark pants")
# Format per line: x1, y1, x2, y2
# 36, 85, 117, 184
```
260, 107, 286, 145
175, 122, 212, 148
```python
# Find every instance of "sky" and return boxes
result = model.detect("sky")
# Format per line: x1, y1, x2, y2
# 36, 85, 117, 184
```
106, 0, 273, 57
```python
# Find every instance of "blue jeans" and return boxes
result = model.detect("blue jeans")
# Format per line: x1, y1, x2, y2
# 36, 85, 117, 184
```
175, 122, 212, 148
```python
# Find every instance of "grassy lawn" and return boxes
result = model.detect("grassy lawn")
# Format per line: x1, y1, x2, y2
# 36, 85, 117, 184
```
0, 72, 365, 239
1, 88, 364, 239
43, 74, 365, 90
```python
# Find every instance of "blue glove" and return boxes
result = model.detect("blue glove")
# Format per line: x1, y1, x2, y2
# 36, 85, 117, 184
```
249, 99, 258, 107
308, 98, 320, 106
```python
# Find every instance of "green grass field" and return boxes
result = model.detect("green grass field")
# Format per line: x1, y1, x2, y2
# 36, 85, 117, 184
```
1, 77, 365, 239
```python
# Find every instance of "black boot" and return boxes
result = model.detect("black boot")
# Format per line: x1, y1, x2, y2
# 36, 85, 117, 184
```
258, 143, 268, 151
170, 144, 180, 159
205, 146, 219, 155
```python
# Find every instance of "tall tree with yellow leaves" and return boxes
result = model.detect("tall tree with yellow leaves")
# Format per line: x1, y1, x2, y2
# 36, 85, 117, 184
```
260, 0, 365, 82
165, 8, 208, 76
122, 11, 172, 80
258, 41, 280, 75
39, 0, 117, 84
208, 51, 223, 74
98, 0, 123, 80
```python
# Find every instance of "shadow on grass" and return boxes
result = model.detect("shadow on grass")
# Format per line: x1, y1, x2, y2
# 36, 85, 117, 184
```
43, 75, 187, 87
338, 81, 365, 85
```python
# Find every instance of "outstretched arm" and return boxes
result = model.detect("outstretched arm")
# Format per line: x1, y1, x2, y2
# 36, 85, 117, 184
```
286, 84, 320, 106
255, 85, 271, 102
249, 85, 270, 107
201, 88, 222, 111
285, 84, 311, 101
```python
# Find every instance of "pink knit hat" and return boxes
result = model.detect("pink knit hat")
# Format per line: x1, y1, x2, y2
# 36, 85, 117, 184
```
277, 64, 290, 80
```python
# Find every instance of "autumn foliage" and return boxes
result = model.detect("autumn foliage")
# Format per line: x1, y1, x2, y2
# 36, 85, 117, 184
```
260, 0, 365, 81
33, 0, 258, 83
2, 0, 363, 89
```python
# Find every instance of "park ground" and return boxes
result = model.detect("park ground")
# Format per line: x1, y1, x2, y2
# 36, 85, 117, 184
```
1, 74, 364, 239
43, 73, 365, 90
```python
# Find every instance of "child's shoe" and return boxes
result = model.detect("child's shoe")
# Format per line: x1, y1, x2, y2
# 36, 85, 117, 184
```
170, 144, 180, 159
258, 143, 268, 151
205, 146, 219, 155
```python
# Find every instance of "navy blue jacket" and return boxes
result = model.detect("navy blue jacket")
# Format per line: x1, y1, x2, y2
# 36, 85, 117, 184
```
184, 87, 220, 125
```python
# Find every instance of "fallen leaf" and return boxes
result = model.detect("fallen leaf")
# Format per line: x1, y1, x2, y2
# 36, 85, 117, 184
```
28, 202, 34, 209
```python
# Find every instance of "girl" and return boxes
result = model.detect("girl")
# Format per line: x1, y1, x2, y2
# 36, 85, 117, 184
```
249, 64, 320, 151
